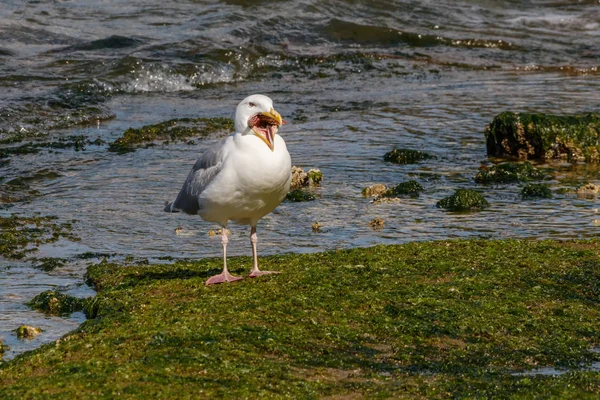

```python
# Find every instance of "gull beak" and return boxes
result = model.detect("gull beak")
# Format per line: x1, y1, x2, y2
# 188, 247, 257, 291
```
252, 108, 283, 151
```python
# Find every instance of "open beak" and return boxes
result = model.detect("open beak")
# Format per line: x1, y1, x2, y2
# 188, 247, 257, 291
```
251, 108, 283, 151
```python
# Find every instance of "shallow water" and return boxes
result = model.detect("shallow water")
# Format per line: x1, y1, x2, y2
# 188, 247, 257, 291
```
1, 0, 599, 360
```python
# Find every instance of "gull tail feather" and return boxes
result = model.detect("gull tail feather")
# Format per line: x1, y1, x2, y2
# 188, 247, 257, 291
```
164, 200, 180, 213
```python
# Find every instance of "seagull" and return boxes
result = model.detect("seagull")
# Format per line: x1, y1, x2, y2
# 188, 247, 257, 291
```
164, 94, 292, 285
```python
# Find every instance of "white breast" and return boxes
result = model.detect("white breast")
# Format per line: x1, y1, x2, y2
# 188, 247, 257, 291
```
198, 133, 292, 226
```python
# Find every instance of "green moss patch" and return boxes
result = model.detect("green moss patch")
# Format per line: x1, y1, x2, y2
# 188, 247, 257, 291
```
2, 240, 600, 397
474, 162, 545, 184
285, 189, 316, 202
15, 326, 43, 340
26, 291, 86, 316
0, 136, 106, 160
383, 148, 435, 164
521, 184, 553, 199
485, 112, 600, 162
0, 215, 79, 259
108, 117, 233, 153
437, 189, 489, 211
380, 180, 424, 198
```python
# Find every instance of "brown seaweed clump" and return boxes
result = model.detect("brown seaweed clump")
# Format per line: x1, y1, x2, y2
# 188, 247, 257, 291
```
576, 183, 600, 198
369, 218, 385, 230
291, 166, 322, 189
311, 222, 322, 232
362, 184, 388, 197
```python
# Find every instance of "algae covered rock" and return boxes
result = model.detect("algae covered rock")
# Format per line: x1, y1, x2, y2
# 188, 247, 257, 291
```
521, 184, 553, 199
362, 184, 387, 197
380, 180, 424, 198
437, 189, 489, 212
291, 166, 322, 189
16, 325, 43, 339
383, 148, 435, 164
27, 290, 85, 316
369, 218, 385, 230
109, 117, 233, 153
307, 169, 323, 185
576, 183, 600, 197
285, 189, 316, 202
474, 162, 545, 184
485, 112, 600, 162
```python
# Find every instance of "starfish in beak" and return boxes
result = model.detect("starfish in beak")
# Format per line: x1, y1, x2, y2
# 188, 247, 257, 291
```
249, 108, 284, 151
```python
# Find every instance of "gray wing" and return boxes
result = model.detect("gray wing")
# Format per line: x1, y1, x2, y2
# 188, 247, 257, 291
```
164, 137, 229, 215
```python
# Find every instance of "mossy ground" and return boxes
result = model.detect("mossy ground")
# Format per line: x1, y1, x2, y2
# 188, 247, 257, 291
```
2, 239, 600, 398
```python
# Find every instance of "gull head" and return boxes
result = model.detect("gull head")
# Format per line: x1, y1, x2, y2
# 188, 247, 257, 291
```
235, 94, 284, 151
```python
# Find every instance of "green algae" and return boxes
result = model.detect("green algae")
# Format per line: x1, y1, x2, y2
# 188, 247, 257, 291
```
2, 239, 600, 398
285, 189, 316, 202
108, 117, 233, 153
0, 136, 106, 160
0, 215, 79, 259
474, 161, 546, 184
26, 291, 86, 316
384, 148, 435, 164
521, 184, 553, 199
485, 112, 600, 162
437, 189, 489, 211
380, 180, 424, 198
33, 257, 67, 271
306, 169, 323, 185
15, 326, 43, 340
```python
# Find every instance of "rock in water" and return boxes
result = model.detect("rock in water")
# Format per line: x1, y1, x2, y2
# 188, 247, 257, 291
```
437, 189, 489, 212
485, 112, 600, 162
16, 325, 43, 339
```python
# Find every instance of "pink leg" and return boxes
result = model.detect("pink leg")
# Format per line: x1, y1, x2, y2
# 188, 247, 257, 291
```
205, 228, 243, 286
248, 226, 280, 278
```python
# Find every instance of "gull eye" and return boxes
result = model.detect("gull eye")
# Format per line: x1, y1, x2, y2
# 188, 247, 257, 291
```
248, 102, 256, 108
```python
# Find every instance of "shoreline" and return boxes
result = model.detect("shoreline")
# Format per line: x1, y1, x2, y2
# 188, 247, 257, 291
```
2, 238, 600, 398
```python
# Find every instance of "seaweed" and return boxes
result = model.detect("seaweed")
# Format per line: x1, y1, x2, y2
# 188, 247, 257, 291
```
474, 162, 546, 184
26, 291, 85, 316
108, 117, 233, 153
285, 189, 316, 202
383, 148, 435, 164
3, 240, 600, 398
521, 184, 553, 199
485, 112, 600, 162
437, 189, 489, 211
0, 215, 79, 259
380, 180, 424, 198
